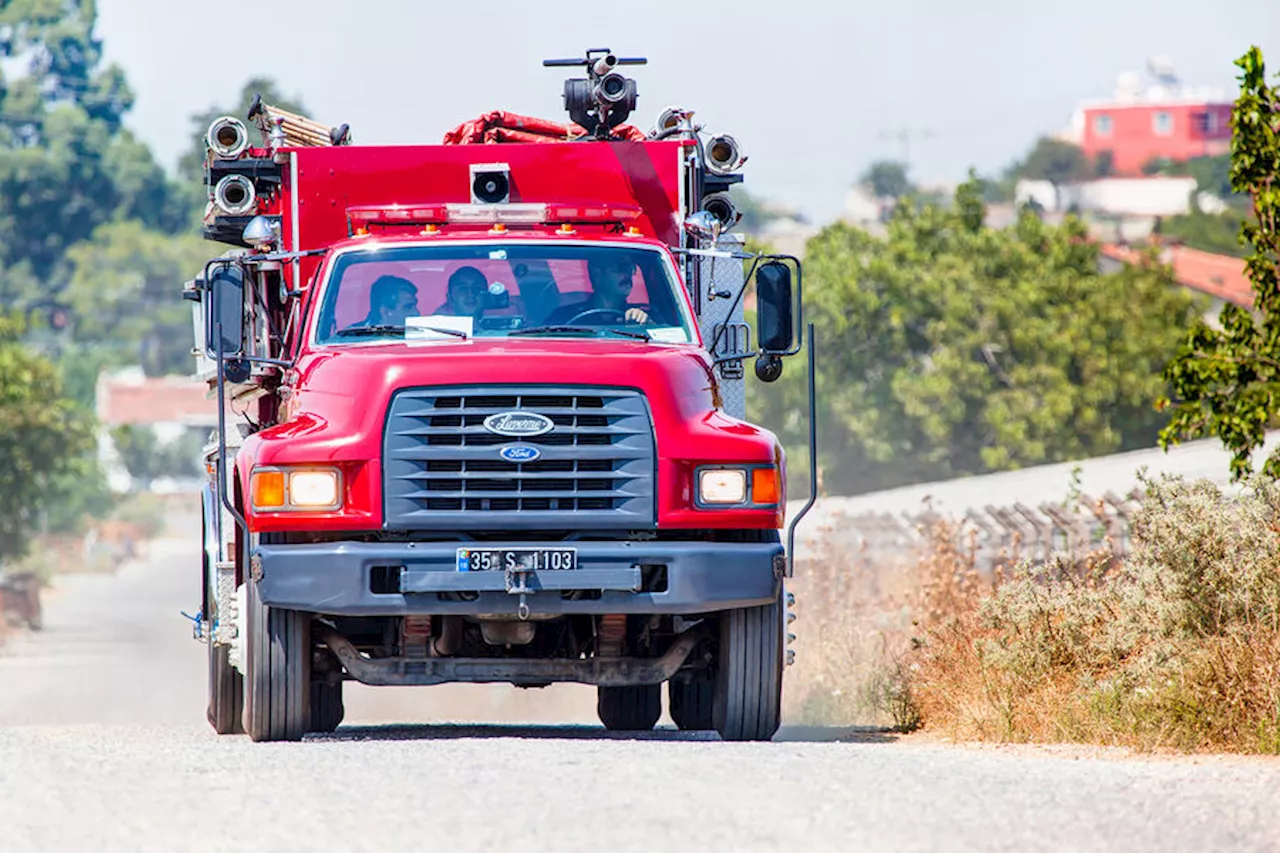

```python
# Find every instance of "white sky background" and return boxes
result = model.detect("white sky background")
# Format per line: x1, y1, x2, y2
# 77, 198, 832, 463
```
97, 0, 1278, 224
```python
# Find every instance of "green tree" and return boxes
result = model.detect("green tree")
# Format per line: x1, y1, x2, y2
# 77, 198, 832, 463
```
730, 187, 785, 234
1160, 47, 1280, 480
62, 220, 212, 376
0, 0, 184, 308
1008, 137, 1096, 209
1158, 209, 1253, 258
860, 160, 912, 199
110, 424, 202, 488
0, 313, 97, 562
750, 174, 1203, 496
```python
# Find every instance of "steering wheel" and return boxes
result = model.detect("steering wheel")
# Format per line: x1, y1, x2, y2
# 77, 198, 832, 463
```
563, 308, 628, 325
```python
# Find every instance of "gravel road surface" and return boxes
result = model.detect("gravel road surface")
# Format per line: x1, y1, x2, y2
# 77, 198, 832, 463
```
2, 532, 1278, 853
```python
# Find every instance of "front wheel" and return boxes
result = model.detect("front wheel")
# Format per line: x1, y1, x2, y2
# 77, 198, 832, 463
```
713, 588, 784, 742
243, 574, 311, 742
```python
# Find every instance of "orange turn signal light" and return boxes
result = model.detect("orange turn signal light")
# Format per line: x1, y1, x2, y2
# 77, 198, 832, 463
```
251, 470, 286, 509
751, 467, 780, 505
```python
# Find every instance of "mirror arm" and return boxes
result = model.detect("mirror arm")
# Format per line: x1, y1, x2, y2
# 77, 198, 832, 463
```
242, 248, 327, 263
711, 350, 756, 366
214, 324, 250, 547
672, 248, 755, 260
784, 323, 819, 578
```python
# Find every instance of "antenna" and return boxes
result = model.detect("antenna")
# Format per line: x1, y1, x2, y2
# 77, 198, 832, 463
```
876, 127, 935, 172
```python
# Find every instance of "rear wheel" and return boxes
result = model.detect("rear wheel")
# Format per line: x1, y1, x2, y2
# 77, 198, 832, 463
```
597, 685, 661, 731
669, 674, 715, 730
713, 587, 784, 742
243, 568, 310, 742
309, 681, 345, 733
207, 641, 245, 734
204, 528, 243, 735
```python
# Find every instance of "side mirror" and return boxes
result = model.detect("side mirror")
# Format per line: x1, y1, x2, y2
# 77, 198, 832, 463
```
755, 261, 794, 353
205, 261, 246, 359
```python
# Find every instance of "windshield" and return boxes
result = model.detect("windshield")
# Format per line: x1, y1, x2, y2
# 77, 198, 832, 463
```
312, 242, 696, 345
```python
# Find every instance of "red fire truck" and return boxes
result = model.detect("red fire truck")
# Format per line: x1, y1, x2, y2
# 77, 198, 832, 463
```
188, 50, 815, 742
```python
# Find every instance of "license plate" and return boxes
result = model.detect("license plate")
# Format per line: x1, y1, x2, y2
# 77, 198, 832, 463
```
455, 547, 578, 572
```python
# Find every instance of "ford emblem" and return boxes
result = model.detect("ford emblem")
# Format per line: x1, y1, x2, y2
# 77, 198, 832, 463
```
499, 444, 542, 464
483, 411, 554, 438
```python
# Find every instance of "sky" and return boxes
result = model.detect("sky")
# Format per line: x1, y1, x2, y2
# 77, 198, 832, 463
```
96, 0, 1278, 225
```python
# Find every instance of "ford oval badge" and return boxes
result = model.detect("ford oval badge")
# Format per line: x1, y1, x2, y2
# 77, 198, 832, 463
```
499, 444, 542, 464
483, 411, 554, 438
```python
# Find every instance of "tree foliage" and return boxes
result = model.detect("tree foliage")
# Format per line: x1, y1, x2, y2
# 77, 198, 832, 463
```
0, 313, 96, 562
0, 0, 184, 307
750, 174, 1203, 496
860, 160, 913, 199
110, 424, 203, 488
1011, 137, 1096, 186
63, 220, 211, 375
1160, 47, 1280, 480
1159, 209, 1253, 258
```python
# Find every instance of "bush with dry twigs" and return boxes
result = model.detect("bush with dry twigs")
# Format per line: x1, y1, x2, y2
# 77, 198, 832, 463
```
904, 475, 1280, 753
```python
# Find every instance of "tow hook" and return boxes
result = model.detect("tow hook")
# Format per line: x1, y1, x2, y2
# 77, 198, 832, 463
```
505, 568, 533, 621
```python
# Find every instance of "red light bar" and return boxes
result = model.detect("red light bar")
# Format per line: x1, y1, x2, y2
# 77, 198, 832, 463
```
545, 203, 643, 224
347, 204, 448, 232
344, 201, 645, 232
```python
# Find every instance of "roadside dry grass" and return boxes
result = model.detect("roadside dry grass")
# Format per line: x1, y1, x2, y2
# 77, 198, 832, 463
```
787, 475, 1280, 754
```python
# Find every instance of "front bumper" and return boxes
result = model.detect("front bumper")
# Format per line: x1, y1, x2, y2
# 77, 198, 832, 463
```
253, 538, 784, 617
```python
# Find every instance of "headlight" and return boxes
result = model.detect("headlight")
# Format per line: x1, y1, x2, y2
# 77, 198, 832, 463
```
696, 465, 780, 507
698, 469, 747, 504
251, 467, 342, 512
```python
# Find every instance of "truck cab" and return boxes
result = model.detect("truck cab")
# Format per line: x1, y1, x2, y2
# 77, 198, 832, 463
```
189, 51, 814, 742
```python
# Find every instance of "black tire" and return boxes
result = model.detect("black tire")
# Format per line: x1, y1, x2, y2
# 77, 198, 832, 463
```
597, 685, 661, 731
203, 527, 243, 735
713, 587, 784, 742
309, 680, 345, 733
669, 674, 715, 730
243, 572, 310, 742
207, 640, 245, 734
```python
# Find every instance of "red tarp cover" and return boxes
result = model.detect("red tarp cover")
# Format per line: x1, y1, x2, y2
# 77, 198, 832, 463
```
443, 111, 646, 145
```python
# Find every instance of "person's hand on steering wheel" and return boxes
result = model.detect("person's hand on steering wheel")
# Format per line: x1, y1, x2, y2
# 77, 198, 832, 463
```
564, 307, 649, 325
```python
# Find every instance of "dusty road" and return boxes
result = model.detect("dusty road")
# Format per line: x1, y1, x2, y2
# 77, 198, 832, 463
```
2, 533, 1279, 853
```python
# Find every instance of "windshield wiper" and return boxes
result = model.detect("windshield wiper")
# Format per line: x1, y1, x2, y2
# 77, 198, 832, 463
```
334, 324, 467, 339
509, 324, 650, 341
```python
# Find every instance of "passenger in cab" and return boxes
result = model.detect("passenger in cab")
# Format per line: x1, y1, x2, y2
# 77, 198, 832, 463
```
546, 256, 649, 325
433, 265, 489, 321
354, 275, 419, 328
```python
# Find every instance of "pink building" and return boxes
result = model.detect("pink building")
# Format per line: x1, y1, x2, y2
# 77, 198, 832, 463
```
1071, 59, 1233, 175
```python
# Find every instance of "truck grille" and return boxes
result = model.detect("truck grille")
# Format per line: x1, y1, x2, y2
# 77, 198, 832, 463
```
383, 387, 656, 530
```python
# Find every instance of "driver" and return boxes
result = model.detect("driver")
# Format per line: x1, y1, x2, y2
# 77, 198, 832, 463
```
433, 265, 488, 321
546, 256, 649, 325
352, 275, 419, 328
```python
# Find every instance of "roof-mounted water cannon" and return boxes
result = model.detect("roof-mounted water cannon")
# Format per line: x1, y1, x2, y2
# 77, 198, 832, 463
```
544, 48, 645, 139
